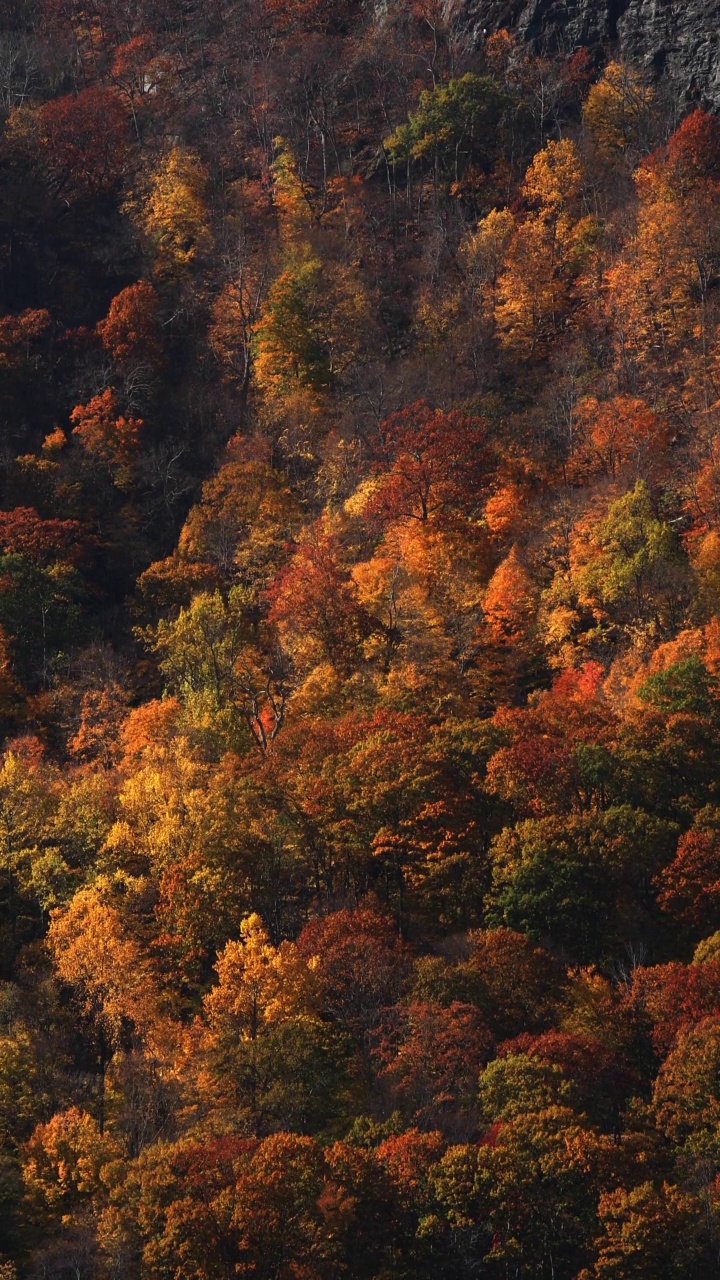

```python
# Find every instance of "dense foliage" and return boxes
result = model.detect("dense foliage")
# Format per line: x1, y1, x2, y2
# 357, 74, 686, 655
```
2, 2, 720, 1275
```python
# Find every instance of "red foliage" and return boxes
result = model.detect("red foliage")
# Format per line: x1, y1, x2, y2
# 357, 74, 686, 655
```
377, 999, 493, 1119
0, 506, 87, 567
501, 1029, 638, 1121
40, 87, 131, 199
297, 902, 410, 1038
656, 818, 720, 930
631, 959, 720, 1055
467, 928, 568, 1039
367, 401, 489, 526
170, 1134, 257, 1196
487, 663, 617, 815
0, 309, 51, 365
268, 525, 373, 669
375, 1128, 446, 1199
666, 108, 720, 184
561, 48, 594, 94
578, 396, 670, 479
96, 281, 162, 367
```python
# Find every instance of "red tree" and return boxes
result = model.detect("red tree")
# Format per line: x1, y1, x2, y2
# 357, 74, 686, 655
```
96, 281, 162, 367
0, 507, 87, 567
656, 811, 720, 931
297, 902, 410, 1042
367, 402, 489, 526
268, 525, 373, 670
40, 87, 131, 199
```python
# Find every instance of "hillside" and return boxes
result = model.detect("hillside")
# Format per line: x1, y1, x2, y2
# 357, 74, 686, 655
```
2, 1, 720, 1276
461, 0, 720, 105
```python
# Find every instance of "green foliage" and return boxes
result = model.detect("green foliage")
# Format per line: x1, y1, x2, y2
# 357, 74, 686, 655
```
254, 254, 331, 393
0, 555, 86, 688
487, 807, 678, 962
478, 1052, 574, 1122
147, 588, 289, 752
385, 74, 507, 183
638, 654, 719, 717
577, 482, 687, 629
4, 5, 720, 1274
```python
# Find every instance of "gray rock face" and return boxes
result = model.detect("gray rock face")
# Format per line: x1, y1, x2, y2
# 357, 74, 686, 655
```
457, 0, 720, 106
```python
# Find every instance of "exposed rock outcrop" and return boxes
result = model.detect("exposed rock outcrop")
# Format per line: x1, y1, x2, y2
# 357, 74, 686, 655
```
457, 1, 720, 106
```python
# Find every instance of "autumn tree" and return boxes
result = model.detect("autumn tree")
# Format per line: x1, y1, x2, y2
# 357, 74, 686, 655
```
297, 903, 410, 1049
544, 482, 689, 655
376, 999, 492, 1129
48, 882, 159, 1131
39, 87, 131, 200
134, 147, 213, 275
178, 445, 302, 592
268, 524, 372, 674
148, 589, 290, 751
96, 281, 162, 370
656, 806, 720, 934
70, 389, 142, 487
366, 401, 489, 527
496, 138, 590, 354
202, 913, 350, 1133
583, 62, 656, 160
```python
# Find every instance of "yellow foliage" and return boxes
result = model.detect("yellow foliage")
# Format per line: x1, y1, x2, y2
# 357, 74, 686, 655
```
48, 881, 157, 1040
583, 62, 655, 159
23, 1108, 119, 1210
204, 913, 315, 1038
136, 146, 213, 273
460, 207, 515, 291
495, 140, 585, 353
523, 138, 583, 215
272, 135, 314, 243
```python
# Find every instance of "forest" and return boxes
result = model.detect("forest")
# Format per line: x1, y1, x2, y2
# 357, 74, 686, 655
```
3, 0, 720, 1275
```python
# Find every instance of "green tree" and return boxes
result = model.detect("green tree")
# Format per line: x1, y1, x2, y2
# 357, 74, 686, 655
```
576, 482, 687, 631
147, 589, 290, 752
487, 807, 676, 963
385, 74, 507, 188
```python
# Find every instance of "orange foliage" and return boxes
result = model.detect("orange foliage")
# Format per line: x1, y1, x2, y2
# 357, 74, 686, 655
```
70, 389, 142, 475
575, 395, 670, 479
96, 281, 161, 367
483, 546, 537, 643
0, 507, 86, 567
268, 525, 372, 670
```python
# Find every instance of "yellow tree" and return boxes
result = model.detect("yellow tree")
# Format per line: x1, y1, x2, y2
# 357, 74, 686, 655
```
583, 61, 655, 161
496, 139, 588, 354
48, 882, 158, 1131
204, 913, 313, 1039
178, 449, 302, 592
0, 744, 63, 942
23, 1108, 120, 1233
200, 914, 346, 1131
352, 518, 490, 696
133, 146, 213, 275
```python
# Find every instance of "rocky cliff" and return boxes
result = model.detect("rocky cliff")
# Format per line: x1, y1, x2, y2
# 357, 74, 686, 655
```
457, 1, 720, 106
